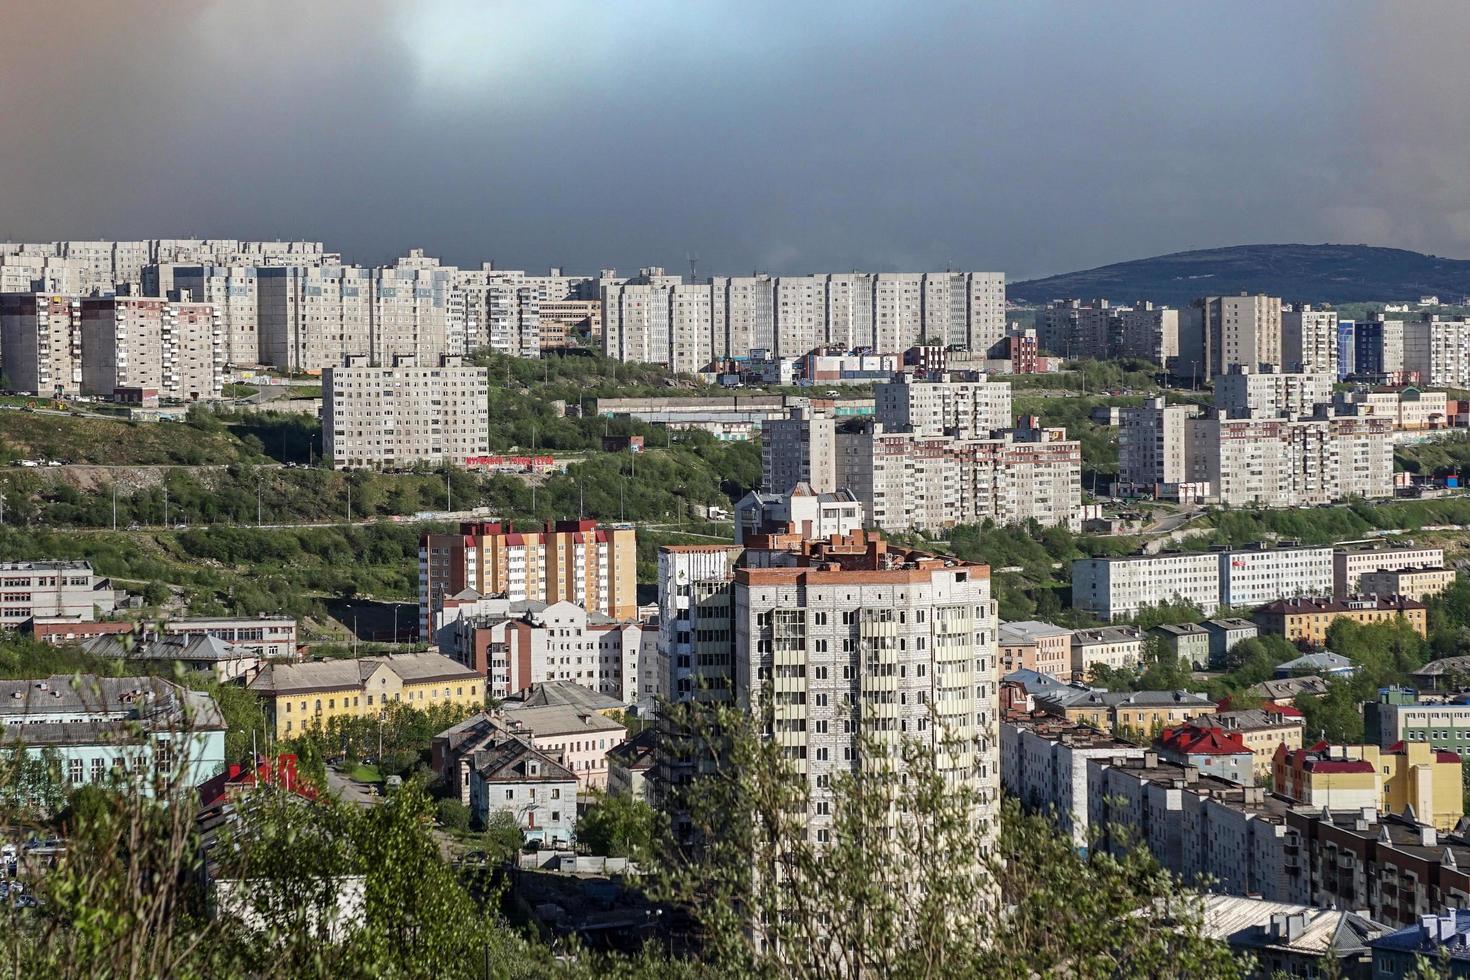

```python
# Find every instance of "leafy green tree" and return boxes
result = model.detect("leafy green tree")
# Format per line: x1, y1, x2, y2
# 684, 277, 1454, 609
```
481, 810, 525, 861
435, 798, 470, 832
577, 791, 659, 860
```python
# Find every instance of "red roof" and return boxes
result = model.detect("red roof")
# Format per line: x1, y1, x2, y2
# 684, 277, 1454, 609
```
1272, 704, 1304, 718
1385, 740, 1463, 764
1304, 760, 1376, 774
1159, 724, 1250, 757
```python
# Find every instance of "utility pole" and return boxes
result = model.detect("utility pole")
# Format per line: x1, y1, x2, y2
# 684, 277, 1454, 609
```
579, 482, 584, 520
446, 456, 452, 512
112, 483, 116, 531
257, 476, 263, 527
346, 479, 351, 525
163, 485, 169, 527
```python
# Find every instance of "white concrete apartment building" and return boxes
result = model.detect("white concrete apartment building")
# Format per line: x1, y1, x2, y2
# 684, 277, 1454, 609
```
734, 485, 865, 544
1214, 368, 1334, 419
0, 293, 81, 396
1184, 412, 1393, 508
1000, 716, 1146, 848
1200, 294, 1283, 378
3, 240, 330, 295
1118, 398, 1199, 491
656, 544, 744, 708
323, 355, 489, 469
833, 422, 1081, 533
761, 408, 839, 494
1281, 305, 1339, 376
603, 270, 1006, 370
1219, 545, 1334, 609
873, 374, 1013, 437
1333, 545, 1445, 596
1071, 551, 1221, 621
734, 534, 999, 851
144, 265, 263, 366
1402, 316, 1470, 389
0, 560, 117, 627
1116, 303, 1180, 364
1070, 626, 1144, 679
78, 295, 223, 400
1036, 300, 1179, 365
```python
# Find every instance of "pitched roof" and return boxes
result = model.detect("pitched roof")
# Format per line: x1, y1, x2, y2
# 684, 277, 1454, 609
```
248, 652, 478, 694
1247, 675, 1330, 700
1276, 651, 1354, 673
1159, 724, 1251, 757
471, 739, 576, 784
606, 727, 657, 770
503, 680, 623, 713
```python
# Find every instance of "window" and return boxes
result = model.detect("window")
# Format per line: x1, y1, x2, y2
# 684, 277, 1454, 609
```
505, 790, 514, 800
68, 759, 83, 785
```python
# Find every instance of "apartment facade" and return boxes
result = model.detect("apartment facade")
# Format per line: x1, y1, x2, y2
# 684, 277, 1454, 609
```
0, 560, 117, 627
761, 408, 838, 493
1281, 305, 1339, 376
998, 620, 1074, 679
149, 265, 263, 365
873, 374, 1012, 437
1071, 551, 1221, 620
1214, 368, 1334, 419
1000, 715, 1145, 848
322, 355, 489, 469
1219, 544, 1334, 608
1274, 741, 1464, 831
1118, 398, 1198, 490
1070, 626, 1144, 680
79, 295, 223, 400
733, 532, 999, 851
418, 520, 639, 637
655, 544, 743, 708
0, 293, 82, 396
1334, 546, 1446, 596
1036, 299, 1179, 365
1360, 566, 1457, 602
1201, 294, 1283, 378
1402, 316, 1470, 389
159, 616, 297, 660
1253, 595, 1428, 644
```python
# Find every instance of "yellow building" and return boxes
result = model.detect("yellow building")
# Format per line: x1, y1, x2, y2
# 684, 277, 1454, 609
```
1197, 705, 1306, 778
1274, 740, 1464, 830
1359, 566, 1457, 603
1040, 689, 1216, 738
249, 652, 483, 740
1253, 595, 1427, 645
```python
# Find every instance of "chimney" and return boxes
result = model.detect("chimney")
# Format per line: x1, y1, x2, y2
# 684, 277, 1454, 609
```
1421, 826, 1439, 848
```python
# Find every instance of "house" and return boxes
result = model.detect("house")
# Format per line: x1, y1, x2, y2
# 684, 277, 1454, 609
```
1411, 657, 1470, 693
1198, 894, 1388, 980
497, 702, 627, 791
248, 653, 483, 740
999, 669, 1092, 716
1155, 723, 1254, 785
1070, 626, 1144, 681
1193, 705, 1305, 778
1248, 674, 1330, 705
1150, 622, 1211, 670
467, 739, 578, 846
1036, 688, 1215, 738
1199, 620, 1258, 675
606, 728, 656, 803
197, 754, 317, 810
83, 632, 262, 683
1369, 909, 1470, 978
1201, 618, 1258, 668
1274, 651, 1357, 680
998, 621, 1074, 679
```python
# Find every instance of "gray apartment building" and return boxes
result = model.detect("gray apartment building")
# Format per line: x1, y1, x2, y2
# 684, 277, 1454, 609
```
0, 560, 118, 627
323, 354, 489, 469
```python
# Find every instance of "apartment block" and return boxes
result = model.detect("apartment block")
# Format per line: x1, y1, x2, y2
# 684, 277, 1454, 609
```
0, 292, 81, 395
1200, 294, 1283, 378
833, 421, 1081, 533
1151, 623, 1212, 669
1000, 715, 1144, 848
656, 544, 743, 707
1281, 305, 1339, 375
0, 561, 117, 627
1193, 706, 1305, 779
998, 620, 1074, 679
733, 532, 999, 851
1253, 595, 1428, 644
146, 265, 263, 365
1354, 315, 1405, 380
1333, 386, 1449, 432
1274, 741, 1464, 831
873, 374, 1012, 437
1402, 316, 1470, 388
1184, 411, 1394, 508
603, 270, 1005, 370
1334, 546, 1445, 596
1219, 544, 1334, 608
79, 295, 223, 400
761, 408, 839, 494
1039, 689, 1216, 735
1214, 368, 1334, 419
159, 616, 297, 660
1156, 723, 1255, 785
418, 520, 638, 637
1360, 566, 1456, 602
1365, 688, 1470, 751
1071, 551, 1221, 620
1088, 753, 1299, 902
1070, 626, 1144, 680
323, 354, 489, 469
734, 485, 865, 544
1036, 299, 1178, 365
1118, 398, 1199, 490
537, 299, 601, 351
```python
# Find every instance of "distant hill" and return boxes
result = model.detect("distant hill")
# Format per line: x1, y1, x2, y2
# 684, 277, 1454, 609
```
1009, 244, 1470, 307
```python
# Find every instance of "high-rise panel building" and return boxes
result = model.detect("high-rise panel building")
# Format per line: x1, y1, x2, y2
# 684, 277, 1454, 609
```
1118, 398, 1200, 491
873, 374, 1012, 437
762, 408, 839, 494
1354, 314, 1405, 380
0, 293, 82, 396
1200, 294, 1283, 378
418, 520, 638, 638
1213, 368, 1335, 419
1281, 305, 1339, 376
323, 354, 489, 469
78, 295, 222, 400
1402, 316, 1470, 389
145, 265, 263, 366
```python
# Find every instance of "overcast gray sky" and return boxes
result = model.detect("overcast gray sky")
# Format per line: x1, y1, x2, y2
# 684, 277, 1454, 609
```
1, 1, 1465, 279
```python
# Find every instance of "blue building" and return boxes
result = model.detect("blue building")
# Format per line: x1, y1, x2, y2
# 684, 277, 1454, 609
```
0, 674, 226, 803
1370, 909, 1470, 977
1338, 319, 1356, 379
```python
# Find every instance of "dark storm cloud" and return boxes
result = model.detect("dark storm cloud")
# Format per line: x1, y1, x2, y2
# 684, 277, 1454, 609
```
0, 1, 1466, 278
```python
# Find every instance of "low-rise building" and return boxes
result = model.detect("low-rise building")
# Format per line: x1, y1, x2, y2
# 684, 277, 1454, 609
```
1202, 618, 1259, 668
248, 653, 483, 740
1274, 651, 1358, 679
0, 560, 117, 628
1274, 740, 1465, 831
1194, 705, 1306, 779
1248, 675, 1331, 705
82, 632, 261, 683
1409, 661, 1470, 694
1037, 688, 1215, 739
998, 620, 1074, 679
1370, 909, 1470, 978
158, 616, 297, 660
497, 683, 629, 790
1150, 622, 1211, 669
1071, 551, 1221, 621
606, 728, 656, 803
733, 484, 865, 545
1069, 625, 1144, 681
1219, 543, 1334, 609
1254, 595, 1428, 644
1359, 566, 1457, 602
1156, 723, 1255, 785
1333, 545, 1445, 596
466, 739, 578, 846
1366, 687, 1470, 749
0, 674, 226, 799
1199, 895, 1388, 980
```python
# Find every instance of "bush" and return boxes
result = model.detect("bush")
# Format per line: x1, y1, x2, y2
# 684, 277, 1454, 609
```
435, 798, 470, 832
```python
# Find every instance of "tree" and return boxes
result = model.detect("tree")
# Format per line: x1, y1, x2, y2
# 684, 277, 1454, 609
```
577, 791, 659, 860
435, 798, 470, 832
481, 810, 524, 862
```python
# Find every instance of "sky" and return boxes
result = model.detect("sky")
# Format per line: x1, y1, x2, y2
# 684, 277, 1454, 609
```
1, 0, 1467, 280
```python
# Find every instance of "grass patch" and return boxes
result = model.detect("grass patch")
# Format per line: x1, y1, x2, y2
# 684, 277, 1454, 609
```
348, 763, 383, 784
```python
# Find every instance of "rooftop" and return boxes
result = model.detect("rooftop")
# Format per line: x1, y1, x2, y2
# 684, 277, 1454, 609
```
496, 704, 626, 738
1042, 688, 1214, 710
0, 560, 95, 572
1257, 595, 1427, 614
1073, 626, 1143, 645
1202, 618, 1258, 632
735, 530, 988, 585
502, 680, 623, 714
471, 738, 577, 784
1199, 895, 1388, 957
248, 652, 478, 695
1158, 723, 1252, 757
1151, 622, 1209, 638
1248, 675, 1330, 700
1275, 651, 1355, 673
998, 620, 1073, 643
